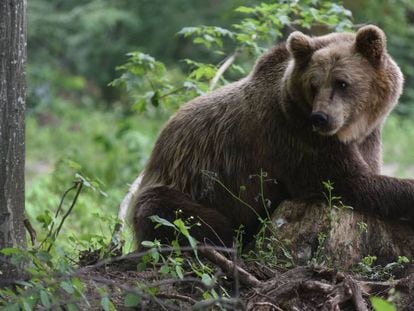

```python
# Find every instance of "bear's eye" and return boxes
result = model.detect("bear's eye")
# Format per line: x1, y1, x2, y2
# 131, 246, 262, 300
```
336, 80, 348, 90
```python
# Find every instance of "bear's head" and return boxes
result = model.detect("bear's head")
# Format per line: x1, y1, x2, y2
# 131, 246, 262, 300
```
282, 25, 403, 143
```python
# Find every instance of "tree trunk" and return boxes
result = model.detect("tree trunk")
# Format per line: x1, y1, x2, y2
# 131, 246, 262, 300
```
268, 200, 414, 269
0, 0, 27, 285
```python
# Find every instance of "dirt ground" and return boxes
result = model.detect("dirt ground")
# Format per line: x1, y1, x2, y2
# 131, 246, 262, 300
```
77, 249, 414, 311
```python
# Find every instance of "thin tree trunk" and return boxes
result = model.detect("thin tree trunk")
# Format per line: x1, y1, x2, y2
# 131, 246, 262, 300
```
0, 0, 27, 285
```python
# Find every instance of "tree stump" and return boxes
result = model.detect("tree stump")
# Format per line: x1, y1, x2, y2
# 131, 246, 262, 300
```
269, 200, 414, 269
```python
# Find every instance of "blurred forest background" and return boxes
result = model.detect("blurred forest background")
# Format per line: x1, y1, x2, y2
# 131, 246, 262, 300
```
26, 0, 414, 254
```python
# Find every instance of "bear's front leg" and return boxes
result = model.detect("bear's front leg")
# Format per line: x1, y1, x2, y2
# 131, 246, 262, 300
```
133, 186, 235, 250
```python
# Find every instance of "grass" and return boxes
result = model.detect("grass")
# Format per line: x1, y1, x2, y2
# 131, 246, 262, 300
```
26, 99, 166, 255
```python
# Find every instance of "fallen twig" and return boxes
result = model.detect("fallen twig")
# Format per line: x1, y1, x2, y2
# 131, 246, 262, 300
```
199, 248, 262, 288
301, 280, 334, 294
250, 301, 284, 311
156, 293, 197, 304
192, 297, 245, 310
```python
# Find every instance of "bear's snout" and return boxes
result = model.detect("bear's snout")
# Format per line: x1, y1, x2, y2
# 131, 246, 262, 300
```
310, 112, 329, 129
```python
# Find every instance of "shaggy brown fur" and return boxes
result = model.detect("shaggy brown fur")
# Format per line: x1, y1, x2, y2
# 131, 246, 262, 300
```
132, 25, 414, 249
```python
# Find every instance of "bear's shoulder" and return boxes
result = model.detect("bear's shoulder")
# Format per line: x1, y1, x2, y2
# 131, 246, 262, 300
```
252, 43, 290, 79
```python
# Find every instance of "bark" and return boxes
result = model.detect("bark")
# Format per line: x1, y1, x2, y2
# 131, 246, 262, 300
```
269, 200, 414, 269
0, 0, 27, 285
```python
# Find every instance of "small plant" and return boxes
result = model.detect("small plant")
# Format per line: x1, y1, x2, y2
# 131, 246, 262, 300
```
201, 169, 294, 268
309, 232, 332, 266
0, 247, 90, 310
140, 214, 230, 306
361, 255, 378, 268
356, 255, 411, 280
0, 174, 124, 310
140, 214, 201, 279
234, 224, 245, 256
322, 180, 353, 222
309, 181, 353, 266
357, 221, 368, 234
38, 177, 84, 252
245, 217, 294, 269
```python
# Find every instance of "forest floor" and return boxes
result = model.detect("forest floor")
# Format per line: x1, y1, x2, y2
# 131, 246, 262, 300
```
77, 247, 414, 311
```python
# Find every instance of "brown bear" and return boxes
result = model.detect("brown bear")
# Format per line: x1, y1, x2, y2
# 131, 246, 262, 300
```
132, 25, 414, 249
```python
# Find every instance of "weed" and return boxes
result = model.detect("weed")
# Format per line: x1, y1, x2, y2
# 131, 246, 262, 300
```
245, 217, 294, 269
140, 215, 231, 308
201, 169, 294, 268
356, 255, 411, 280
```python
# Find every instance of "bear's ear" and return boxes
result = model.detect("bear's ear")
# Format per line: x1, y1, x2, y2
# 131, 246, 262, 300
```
287, 31, 315, 65
355, 25, 386, 67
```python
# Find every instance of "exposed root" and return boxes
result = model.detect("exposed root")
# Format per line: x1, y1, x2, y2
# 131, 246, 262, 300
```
199, 248, 263, 288
245, 266, 412, 310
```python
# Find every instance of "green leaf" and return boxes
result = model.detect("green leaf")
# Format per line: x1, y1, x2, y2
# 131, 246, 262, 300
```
0, 248, 21, 256
171, 239, 182, 255
124, 293, 141, 307
187, 236, 198, 250
141, 241, 155, 248
14, 280, 32, 287
159, 264, 170, 274
201, 273, 215, 287
60, 281, 75, 294
175, 265, 184, 279
151, 90, 160, 107
66, 304, 79, 311
146, 286, 159, 296
177, 27, 198, 37
398, 256, 410, 264
149, 215, 175, 228
75, 173, 91, 188
203, 34, 215, 42
173, 219, 190, 237
2, 304, 20, 311
36, 251, 52, 263
150, 250, 160, 263
71, 277, 85, 294
101, 296, 115, 311
236, 6, 254, 13
40, 290, 51, 308
371, 297, 396, 311
22, 300, 32, 311
36, 211, 52, 229
67, 160, 82, 171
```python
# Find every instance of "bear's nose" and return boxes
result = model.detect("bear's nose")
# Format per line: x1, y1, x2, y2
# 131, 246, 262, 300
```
310, 112, 329, 128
